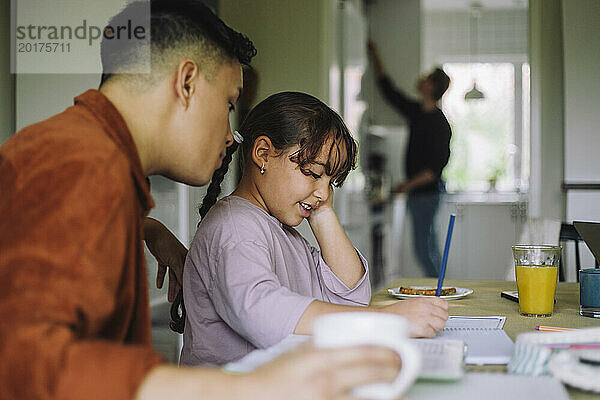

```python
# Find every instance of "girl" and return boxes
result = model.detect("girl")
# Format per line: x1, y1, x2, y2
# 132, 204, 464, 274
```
177, 92, 448, 366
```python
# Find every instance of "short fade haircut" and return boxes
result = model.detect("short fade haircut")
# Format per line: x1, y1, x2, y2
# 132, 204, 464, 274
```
430, 67, 450, 101
100, 0, 256, 88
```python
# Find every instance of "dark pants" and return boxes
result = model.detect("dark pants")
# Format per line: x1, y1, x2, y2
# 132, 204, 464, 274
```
407, 191, 441, 277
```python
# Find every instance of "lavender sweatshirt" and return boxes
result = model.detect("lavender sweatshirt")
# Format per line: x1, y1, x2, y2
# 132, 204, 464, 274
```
180, 196, 371, 366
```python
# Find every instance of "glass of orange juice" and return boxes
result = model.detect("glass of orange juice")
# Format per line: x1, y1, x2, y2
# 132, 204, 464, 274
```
512, 245, 561, 317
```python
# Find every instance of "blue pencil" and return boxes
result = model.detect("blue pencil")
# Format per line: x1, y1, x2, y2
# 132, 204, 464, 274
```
436, 214, 456, 297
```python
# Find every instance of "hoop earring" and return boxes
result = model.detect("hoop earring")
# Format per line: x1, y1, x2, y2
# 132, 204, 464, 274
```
260, 162, 265, 174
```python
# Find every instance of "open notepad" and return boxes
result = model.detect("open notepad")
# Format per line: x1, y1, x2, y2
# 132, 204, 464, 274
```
226, 316, 514, 380
427, 316, 515, 365
226, 334, 467, 381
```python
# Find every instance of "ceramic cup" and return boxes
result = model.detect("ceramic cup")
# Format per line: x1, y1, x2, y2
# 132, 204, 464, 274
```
579, 268, 600, 318
312, 312, 421, 400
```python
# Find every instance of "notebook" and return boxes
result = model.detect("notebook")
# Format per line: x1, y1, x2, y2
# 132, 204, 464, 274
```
426, 316, 515, 365
225, 334, 466, 381
410, 338, 465, 380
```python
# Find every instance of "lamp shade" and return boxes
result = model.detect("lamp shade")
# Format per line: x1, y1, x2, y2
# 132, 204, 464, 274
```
464, 81, 485, 101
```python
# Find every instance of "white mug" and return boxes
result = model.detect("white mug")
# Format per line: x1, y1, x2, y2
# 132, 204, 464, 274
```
312, 312, 421, 400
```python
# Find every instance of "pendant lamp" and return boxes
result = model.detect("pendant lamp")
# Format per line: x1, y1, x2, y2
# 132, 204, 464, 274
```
465, 82, 485, 100
464, 2, 485, 101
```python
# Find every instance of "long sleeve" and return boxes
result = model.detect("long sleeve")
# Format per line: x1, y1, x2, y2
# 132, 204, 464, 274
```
0, 151, 163, 400
311, 247, 371, 306
204, 241, 315, 350
377, 75, 421, 120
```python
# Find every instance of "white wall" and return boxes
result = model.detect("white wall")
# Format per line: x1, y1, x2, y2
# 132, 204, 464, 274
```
528, 0, 564, 221
526, 0, 600, 276
12, 0, 133, 129
15, 74, 99, 130
562, 0, 600, 184
423, 7, 528, 69
219, 0, 334, 105
562, 0, 600, 274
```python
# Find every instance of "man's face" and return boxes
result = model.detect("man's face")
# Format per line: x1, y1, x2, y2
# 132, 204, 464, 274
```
167, 60, 243, 186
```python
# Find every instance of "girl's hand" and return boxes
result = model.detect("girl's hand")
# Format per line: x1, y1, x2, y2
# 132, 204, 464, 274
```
380, 297, 449, 337
307, 186, 335, 225
305, 185, 365, 288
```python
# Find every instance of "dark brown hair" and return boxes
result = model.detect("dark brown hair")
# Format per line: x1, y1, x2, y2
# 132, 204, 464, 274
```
100, 0, 256, 87
430, 67, 451, 101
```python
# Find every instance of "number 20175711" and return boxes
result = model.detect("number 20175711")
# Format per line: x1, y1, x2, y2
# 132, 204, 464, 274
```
17, 42, 71, 53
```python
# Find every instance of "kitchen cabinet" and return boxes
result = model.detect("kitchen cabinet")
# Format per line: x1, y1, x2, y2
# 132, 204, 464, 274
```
440, 198, 527, 280
385, 194, 527, 286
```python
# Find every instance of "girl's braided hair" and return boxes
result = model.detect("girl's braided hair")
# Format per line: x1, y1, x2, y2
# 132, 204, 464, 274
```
169, 141, 239, 333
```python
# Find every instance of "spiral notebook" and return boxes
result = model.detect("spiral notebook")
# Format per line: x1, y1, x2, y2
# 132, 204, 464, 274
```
431, 316, 515, 365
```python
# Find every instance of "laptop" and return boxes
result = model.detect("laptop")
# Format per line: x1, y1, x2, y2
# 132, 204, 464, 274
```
573, 221, 600, 263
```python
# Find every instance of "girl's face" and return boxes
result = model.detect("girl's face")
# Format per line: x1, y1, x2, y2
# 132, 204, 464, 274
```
258, 139, 343, 227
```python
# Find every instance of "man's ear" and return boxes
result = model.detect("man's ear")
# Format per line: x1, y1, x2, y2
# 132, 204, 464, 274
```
251, 136, 275, 171
174, 59, 200, 109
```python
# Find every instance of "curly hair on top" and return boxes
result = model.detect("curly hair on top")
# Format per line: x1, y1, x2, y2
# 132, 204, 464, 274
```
100, 0, 256, 87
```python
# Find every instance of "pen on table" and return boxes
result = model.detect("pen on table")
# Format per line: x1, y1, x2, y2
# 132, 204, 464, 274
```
535, 326, 577, 332
544, 343, 600, 349
436, 214, 456, 297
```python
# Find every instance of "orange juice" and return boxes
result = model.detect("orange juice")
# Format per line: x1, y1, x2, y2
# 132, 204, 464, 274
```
515, 265, 558, 316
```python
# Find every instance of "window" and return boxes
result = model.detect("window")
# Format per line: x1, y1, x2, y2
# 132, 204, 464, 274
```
441, 62, 530, 192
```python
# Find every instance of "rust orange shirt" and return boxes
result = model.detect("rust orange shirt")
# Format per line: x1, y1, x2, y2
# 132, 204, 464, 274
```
0, 90, 164, 400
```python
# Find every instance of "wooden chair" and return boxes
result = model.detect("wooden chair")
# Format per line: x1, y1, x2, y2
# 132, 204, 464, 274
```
558, 223, 599, 282
558, 223, 584, 282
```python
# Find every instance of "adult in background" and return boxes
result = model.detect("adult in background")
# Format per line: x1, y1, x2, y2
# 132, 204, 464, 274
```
0, 2, 402, 399
368, 41, 452, 278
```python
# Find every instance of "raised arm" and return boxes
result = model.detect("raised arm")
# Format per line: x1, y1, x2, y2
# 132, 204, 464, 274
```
307, 187, 364, 289
368, 40, 420, 119
368, 40, 387, 79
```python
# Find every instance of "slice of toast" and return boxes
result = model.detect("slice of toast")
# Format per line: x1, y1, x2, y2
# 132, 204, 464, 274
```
399, 287, 457, 296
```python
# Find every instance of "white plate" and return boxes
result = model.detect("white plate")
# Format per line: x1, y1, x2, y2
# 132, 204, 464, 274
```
387, 286, 474, 300
548, 350, 600, 393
